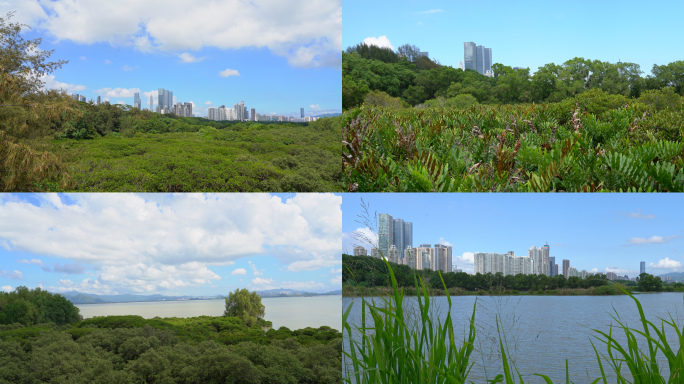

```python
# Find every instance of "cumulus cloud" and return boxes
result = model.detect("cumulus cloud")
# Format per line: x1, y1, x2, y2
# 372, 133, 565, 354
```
309, 104, 321, 111
178, 52, 205, 63
123, 65, 133, 71
94, 87, 140, 98
454, 252, 474, 273
438, 237, 454, 247
249, 261, 264, 276
0, 193, 341, 294
649, 257, 682, 270
8, 0, 341, 69
219, 68, 240, 77
362, 35, 394, 51
0, 270, 22, 279
204, 101, 213, 105
1, 286, 13, 292
231, 268, 247, 275
628, 235, 679, 245
250, 278, 324, 291
41, 74, 87, 92
17, 258, 43, 265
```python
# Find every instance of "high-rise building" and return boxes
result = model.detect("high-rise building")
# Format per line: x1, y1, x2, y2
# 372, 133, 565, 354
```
529, 245, 549, 276
149, 95, 153, 111
353, 246, 367, 257
464, 42, 492, 75
378, 214, 393, 258
393, 218, 405, 260
300, 108, 304, 118
251, 108, 256, 121
133, 92, 141, 110
403, 222, 413, 251
549, 256, 556, 277
434, 244, 452, 273
563, 259, 570, 279
640, 261, 645, 275
464, 42, 477, 71
97, 96, 101, 105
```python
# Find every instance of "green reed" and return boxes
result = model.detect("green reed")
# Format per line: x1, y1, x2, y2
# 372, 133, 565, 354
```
342, 256, 476, 383
344, 260, 683, 383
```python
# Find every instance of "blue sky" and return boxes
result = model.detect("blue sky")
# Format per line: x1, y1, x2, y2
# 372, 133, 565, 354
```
343, 0, 684, 75
0, 193, 342, 296
1, 0, 341, 118
342, 194, 684, 277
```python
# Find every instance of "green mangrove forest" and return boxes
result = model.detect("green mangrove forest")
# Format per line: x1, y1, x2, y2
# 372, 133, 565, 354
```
0, 287, 342, 384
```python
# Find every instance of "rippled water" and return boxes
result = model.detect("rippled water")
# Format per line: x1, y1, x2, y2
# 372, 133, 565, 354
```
77, 295, 342, 331
343, 293, 684, 383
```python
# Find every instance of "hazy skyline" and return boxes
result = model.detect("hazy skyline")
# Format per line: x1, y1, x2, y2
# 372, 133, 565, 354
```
1, 0, 342, 117
342, 194, 684, 277
0, 193, 342, 296
343, 0, 684, 75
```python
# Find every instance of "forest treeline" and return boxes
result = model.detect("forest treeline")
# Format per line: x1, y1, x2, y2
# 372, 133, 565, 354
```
343, 42, 684, 109
0, 287, 342, 383
342, 254, 682, 295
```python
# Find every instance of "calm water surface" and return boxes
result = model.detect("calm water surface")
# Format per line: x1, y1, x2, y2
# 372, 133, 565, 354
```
344, 293, 684, 383
77, 295, 342, 331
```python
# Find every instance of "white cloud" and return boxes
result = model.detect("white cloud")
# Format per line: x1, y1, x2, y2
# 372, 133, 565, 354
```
0, 270, 22, 279
219, 68, 240, 77
94, 87, 140, 98
626, 209, 655, 219
178, 52, 205, 63
628, 235, 678, 245
41, 74, 87, 93
454, 252, 474, 273
438, 237, 454, 247
123, 65, 133, 71
251, 277, 274, 286
604, 266, 633, 276
0, 193, 341, 294
649, 257, 682, 270
104, 59, 112, 64
362, 35, 394, 51
1, 286, 13, 292
249, 261, 264, 276
204, 101, 213, 105
79, 56, 87, 60
231, 268, 247, 275
329, 275, 342, 285
309, 104, 321, 111
17, 258, 43, 265
416, 9, 444, 14
12, 0, 340, 69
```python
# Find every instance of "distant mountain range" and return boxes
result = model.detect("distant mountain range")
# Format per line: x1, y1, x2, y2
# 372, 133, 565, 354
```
658, 272, 684, 281
59, 289, 342, 305
312, 113, 341, 118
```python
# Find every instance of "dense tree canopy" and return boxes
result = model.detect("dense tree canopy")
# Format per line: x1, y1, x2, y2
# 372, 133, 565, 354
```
224, 289, 265, 327
0, 286, 82, 326
343, 40, 684, 110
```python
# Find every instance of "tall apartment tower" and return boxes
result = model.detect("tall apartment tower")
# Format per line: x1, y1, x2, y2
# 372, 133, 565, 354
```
464, 42, 477, 71
251, 108, 256, 121
549, 256, 556, 277
157, 89, 165, 112
434, 244, 452, 273
133, 92, 141, 109
563, 259, 570, 279
149, 95, 153, 111
640, 261, 645, 275
393, 218, 405, 259
378, 214, 393, 258
403, 222, 413, 251
300, 108, 304, 118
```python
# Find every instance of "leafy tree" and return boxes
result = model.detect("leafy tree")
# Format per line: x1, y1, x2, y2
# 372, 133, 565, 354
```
0, 11, 69, 94
396, 43, 421, 62
224, 288, 265, 327
346, 42, 398, 63
637, 273, 663, 292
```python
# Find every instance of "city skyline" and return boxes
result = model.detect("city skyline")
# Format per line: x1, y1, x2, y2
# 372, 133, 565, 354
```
342, 0, 684, 75
1, 0, 342, 118
0, 193, 342, 296
342, 194, 684, 277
